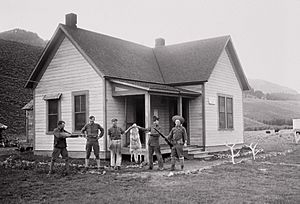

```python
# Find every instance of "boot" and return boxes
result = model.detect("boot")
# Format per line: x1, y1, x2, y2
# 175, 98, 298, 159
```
47, 160, 54, 176
180, 158, 184, 170
96, 159, 101, 169
65, 160, 70, 175
85, 159, 89, 169
170, 157, 175, 171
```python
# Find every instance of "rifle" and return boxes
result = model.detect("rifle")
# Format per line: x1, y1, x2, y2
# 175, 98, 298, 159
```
153, 127, 173, 148
68, 134, 83, 138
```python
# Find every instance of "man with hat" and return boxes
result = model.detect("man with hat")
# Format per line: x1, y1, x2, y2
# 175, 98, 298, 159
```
137, 115, 164, 170
167, 115, 187, 171
107, 118, 128, 170
48, 120, 71, 176
81, 116, 104, 170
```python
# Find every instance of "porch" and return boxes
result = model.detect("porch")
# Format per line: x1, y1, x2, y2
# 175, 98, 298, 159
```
109, 79, 203, 162
121, 144, 214, 160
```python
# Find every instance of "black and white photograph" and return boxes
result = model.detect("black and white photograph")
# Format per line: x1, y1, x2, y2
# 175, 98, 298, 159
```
0, 0, 299, 203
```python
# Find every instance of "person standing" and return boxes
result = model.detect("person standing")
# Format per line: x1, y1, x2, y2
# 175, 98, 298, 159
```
138, 116, 164, 170
167, 115, 187, 171
81, 116, 104, 170
107, 118, 132, 170
48, 120, 71, 176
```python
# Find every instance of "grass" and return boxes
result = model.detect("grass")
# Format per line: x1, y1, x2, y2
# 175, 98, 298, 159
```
0, 130, 299, 203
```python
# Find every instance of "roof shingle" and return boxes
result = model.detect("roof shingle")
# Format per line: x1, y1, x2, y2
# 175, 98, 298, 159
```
26, 24, 250, 91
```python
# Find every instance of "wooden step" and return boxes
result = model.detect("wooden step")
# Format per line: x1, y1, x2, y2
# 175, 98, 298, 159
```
187, 149, 206, 154
193, 154, 214, 160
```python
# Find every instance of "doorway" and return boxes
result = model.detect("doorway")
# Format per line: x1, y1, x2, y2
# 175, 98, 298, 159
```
182, 98, 190, 144
125, 95, 145, 146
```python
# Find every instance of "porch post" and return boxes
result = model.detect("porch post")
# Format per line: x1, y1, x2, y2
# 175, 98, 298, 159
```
177, 96, 183, 116
123, 97, 127, 147
144, 93, 151, 163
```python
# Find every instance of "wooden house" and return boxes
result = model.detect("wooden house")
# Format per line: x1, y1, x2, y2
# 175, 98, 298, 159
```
22, 100, 34, 144
25, 13, 250, 159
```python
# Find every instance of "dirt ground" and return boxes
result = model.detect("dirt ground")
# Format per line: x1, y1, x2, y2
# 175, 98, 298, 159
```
0, 130, 299, 204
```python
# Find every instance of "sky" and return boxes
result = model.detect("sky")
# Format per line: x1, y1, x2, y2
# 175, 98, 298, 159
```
1, 0, 300, 92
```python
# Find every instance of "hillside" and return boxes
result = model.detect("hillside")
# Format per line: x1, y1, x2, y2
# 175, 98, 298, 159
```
0, 39, 43, 138
243, 98, 300, 130
248, 78, 298, 94
0, 28, 47, 47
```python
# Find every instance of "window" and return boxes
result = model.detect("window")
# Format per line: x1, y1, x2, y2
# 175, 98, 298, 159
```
44, 93, 61, 133
218, 96, 233, 129
47, 99, 60, 132
73, 91, 88, 131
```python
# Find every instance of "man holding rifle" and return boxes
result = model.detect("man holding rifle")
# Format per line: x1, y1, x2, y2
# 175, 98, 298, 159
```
48, 120, 72, 176
137, 116, 164, 170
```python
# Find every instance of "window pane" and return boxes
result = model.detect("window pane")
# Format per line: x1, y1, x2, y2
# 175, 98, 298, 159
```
226, 98, 233, 113
81, 95, 86, 112
227, 113, 233, 128
219, 96, 225, 112
219, 112, 226, 129
75, 113, 86, 131
48, 100, 58, 114
48, 115, 58, 131
75, 96, 81, 112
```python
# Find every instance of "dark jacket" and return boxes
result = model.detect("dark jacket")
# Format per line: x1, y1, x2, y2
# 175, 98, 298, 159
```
81, 122, 104, 141
108, 126, 124, 140
167, 126, 187, 144
53, 128, 70, 148
139, 124, 162, 146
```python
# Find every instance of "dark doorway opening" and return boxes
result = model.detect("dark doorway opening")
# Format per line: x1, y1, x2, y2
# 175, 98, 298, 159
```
125, 95, 145, 146
182, 98, 190, 144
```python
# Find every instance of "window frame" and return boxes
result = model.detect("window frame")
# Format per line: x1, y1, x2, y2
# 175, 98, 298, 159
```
46, 99, 61, 134
218, 94, 234, 130
72, 90, 89, 133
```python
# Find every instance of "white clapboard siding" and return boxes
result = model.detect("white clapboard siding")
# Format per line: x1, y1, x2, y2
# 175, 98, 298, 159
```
34, 37, 104, 151
106, 81, 126, 147
205, 48, 244, 146
150, 95, 171, 144
177, 85, 203, 146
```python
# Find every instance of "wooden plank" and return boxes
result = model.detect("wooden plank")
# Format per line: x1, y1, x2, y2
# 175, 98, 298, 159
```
34, 37, 104, 152
144, 93, 151, 163
204, 49, 244, 146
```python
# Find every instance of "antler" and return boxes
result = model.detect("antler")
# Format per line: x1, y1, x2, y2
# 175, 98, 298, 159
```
225, 143, 240, 164
245, 143, 259, 160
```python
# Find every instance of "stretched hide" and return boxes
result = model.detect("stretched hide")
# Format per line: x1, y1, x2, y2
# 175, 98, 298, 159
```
130, 127, 142, 162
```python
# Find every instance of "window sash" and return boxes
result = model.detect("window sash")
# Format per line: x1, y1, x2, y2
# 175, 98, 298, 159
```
47, 99, 60, 132
218, 96, 233, 129
73, 93, 88, 132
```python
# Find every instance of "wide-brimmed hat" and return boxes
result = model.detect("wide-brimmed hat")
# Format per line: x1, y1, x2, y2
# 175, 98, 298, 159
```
111, 118, 118, 122
172, 115, 185, 124
153, 115, 159, 121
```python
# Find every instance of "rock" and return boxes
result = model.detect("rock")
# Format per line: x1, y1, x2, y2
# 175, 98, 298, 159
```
167, 172, 174, 177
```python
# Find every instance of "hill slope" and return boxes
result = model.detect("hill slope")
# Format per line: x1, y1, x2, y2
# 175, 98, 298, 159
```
0, 39, 43, 138
0, 28, 47, 47
243, 98, 300, 129
248, 79, 298, 94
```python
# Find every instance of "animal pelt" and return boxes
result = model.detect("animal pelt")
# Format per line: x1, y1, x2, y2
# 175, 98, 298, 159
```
129, 126, 142, 163
294, 131, 300, 144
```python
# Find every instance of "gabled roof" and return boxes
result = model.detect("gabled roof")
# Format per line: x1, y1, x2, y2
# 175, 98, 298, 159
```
60, 25, 164, 83
22, 100, 33, 110
153, 36, 229, 84
25, 24, 250, 91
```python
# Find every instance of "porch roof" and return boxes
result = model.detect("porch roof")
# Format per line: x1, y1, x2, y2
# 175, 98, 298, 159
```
110, 79, 201, 97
